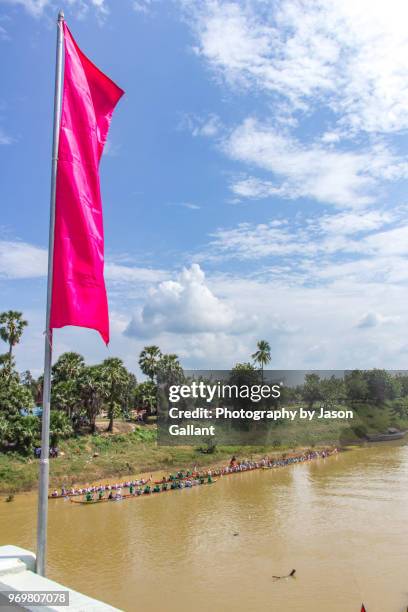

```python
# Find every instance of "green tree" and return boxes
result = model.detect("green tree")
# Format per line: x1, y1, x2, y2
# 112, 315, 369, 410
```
21, 370, 42, 405
52, 352, 85, 384
122, 373, 138, 418
320, 376, 346, 409
50, 410, 73, 446
344, 370, 368, 402
139, 346, 162, 381
302, 374, 322, 409
364, 369, 400, 405
7, 415, 39, 456
0, 356, 33, 417
0, 311, 28, 358
101, 357, 131, 432
229, 363, 261, 412
252, 340, 271, 382
51, 352, 85, 420
135, 380, 158, 416
157, 353, 184, 385
395, 374, 408, 397
77, 365, 108, 433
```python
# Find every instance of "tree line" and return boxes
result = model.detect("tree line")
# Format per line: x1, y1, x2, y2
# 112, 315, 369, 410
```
0, 311, 184, 454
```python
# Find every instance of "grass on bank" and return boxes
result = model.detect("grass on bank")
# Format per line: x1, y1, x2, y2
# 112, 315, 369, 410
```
1, 401, 408, 495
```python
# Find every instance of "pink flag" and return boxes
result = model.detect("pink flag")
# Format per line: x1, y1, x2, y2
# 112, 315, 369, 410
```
50, 23, 124, 344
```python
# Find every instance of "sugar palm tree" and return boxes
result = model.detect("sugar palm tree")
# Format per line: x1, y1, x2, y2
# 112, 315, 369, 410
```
252, 340, 271, 383
156, 353, 184, 385
0, 311, 28, 358
77, 365, 108, 434
102, 357, 130, 432
52, 352, 85, 384
138, 346, 162, 382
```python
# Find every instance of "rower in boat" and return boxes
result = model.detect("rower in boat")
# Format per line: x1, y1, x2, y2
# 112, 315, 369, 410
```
85, 491, 93, 502
98, 490, 104, 501
129, 484, 134, 495
143, 485, 151, 494
153, 484, 160, 493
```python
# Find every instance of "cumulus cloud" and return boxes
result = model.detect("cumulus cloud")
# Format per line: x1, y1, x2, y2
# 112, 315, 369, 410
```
125, 263, 254, 338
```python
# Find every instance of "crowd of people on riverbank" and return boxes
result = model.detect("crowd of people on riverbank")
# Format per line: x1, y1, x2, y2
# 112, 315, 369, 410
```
49, 447, 338, 502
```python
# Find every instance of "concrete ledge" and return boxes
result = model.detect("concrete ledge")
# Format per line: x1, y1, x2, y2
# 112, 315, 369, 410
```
0, 546, 121, 611
0, 547, 36, 574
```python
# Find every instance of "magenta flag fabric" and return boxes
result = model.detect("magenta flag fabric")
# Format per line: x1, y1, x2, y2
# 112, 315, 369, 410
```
50, 23, 124, 344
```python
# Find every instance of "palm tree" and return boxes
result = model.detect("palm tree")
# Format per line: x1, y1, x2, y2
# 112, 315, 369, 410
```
156, 353, 184, 385
101, 357, 130, 432
77, 365, 108, 434
138, 346, 162, 382
0, 311, 28, 358
252, 340, 271, 383
135, 380, 157, 416
51, 352, 85, 420
52, 352, 85, 384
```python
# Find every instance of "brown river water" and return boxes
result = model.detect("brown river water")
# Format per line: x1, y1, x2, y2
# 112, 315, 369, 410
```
1, 443, 408, 612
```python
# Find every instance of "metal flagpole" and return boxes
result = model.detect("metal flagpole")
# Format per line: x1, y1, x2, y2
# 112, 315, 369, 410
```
36, 9, 64, 577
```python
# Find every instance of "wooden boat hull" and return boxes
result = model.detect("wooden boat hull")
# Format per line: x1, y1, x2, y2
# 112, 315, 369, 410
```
69, 480, 217, 505
366, 432, 406, 442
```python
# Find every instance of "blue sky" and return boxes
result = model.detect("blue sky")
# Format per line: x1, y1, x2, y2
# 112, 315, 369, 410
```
2, 0, 408, 375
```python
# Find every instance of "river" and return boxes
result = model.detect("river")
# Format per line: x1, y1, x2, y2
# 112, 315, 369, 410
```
1, 443, 407, 612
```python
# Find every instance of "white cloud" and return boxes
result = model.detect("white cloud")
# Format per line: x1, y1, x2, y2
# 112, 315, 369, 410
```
320, 131, 341, 144
0, 239, 169, 285
194, 114, 221, 137
317, 210, 395, 236
180, 112, 222, 138
0, 24, 10, 40
206, 220, 311, 261
125, 263, 254, 338
3, 0, 108, 18
0, 241, 47, 279
185, 0, 408, 134
3, 0, 51, 17
133, 0, 154, 13
168, 201, 201, 210
224, 119, 407, 207
105, 262, 169, 284
357, 312, 400, 329
0, 128, 15, 145
202, 208, 408, 286
231, 176, 289, 200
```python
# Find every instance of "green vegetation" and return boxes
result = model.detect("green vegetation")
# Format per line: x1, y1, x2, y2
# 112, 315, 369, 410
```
1, 314, 408, 494
0, 311, 28, 359
0, 424, 335, 494
251, 339, 271, 382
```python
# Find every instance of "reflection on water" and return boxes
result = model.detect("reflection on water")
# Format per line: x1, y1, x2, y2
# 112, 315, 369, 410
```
1, 443, 408, 612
